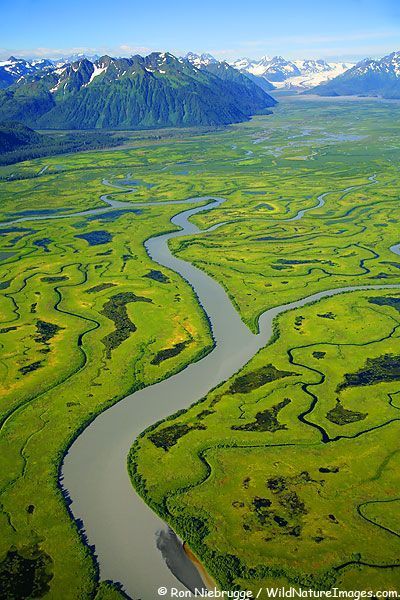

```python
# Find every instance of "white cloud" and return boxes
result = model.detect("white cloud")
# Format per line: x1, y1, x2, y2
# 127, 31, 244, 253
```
0, 44, 153, 60
1, 34, 399, 64
116, 44, 153, 55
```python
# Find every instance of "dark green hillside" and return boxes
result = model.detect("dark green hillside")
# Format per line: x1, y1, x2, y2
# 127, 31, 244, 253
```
202, 61, 276, 114
0, 121, 43, 151
310, 51, 400, 98
0, 122, 124, 165
243, 72, 275, 92
0, 84, 55, 124
0, 53, 277, 130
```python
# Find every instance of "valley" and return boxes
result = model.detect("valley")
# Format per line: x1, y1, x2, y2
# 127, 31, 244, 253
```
0, 97, 400, 598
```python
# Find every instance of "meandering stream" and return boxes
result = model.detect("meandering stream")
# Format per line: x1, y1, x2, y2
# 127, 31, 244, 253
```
3, 178, 399, 598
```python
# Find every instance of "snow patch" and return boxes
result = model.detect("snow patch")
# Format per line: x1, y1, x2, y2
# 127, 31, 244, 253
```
88, 65, 106, 84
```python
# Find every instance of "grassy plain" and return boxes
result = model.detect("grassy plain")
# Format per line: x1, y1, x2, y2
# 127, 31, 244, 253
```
0, 175, 213, 597
128, 99, 400, 593
0, 98, 399, 597
131, 289, 400, 591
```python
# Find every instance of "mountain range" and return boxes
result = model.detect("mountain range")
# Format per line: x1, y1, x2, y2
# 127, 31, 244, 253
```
1, 48, 399, 134
232, 50, 400, 97
0, 57, 55, 89
0, 53, 276, 130
308, 50, 400, 98
185, 53, 275, 92
231, 56, 354, 90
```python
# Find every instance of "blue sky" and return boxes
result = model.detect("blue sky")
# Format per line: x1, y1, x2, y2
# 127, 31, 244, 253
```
1, 0, 399, 62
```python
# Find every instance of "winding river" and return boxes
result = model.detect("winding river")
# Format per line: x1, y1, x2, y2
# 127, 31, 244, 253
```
62, 179, 400, 598
3, 178, 399, 598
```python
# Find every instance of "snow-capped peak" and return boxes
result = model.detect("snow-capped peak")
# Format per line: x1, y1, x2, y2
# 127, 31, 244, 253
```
349, 50, 400, 77
231, 57, 253, 71
185, 52, 218, 67
258, 54, 272, 64
229, 54, 355, 89
0, 55, 56, 88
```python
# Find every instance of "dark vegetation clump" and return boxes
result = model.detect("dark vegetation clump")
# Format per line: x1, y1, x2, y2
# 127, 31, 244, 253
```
0, 226, 33, 234
151, 341, 188, 365
267, 476, 287, 494
0, 546, 53, 599
319, 466, 339, 474
100, 292, 152, 358
294, 316, 304, 329
19, 361, 43, 375
144, 270, 170, 283
278, 491, 307, 516
75, 230, 112, 246
271, 264, 289, 271
328, 514, 339, 523
8, 209, 64, 217
149, 422, 206, 451
253, 497, 272, 510
196, 409, 215, 421
255, 202, 273, 209
243, 472, 310, 537
337, 354, 400, 391
317, 312, 335, 320
369, 296, 400, 313
40, 276, 68, 283
33, 238, 52, 252
232, 398, 291, 432
34, 320, 62, 345
85, 282, 116, 294
273, 515, 288, 527
229, 365, 296, 394
313, 351, 326, 359
326, 399, 367, 425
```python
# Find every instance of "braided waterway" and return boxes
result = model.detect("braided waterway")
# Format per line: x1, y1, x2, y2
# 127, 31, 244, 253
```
3, 178, 398, 599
